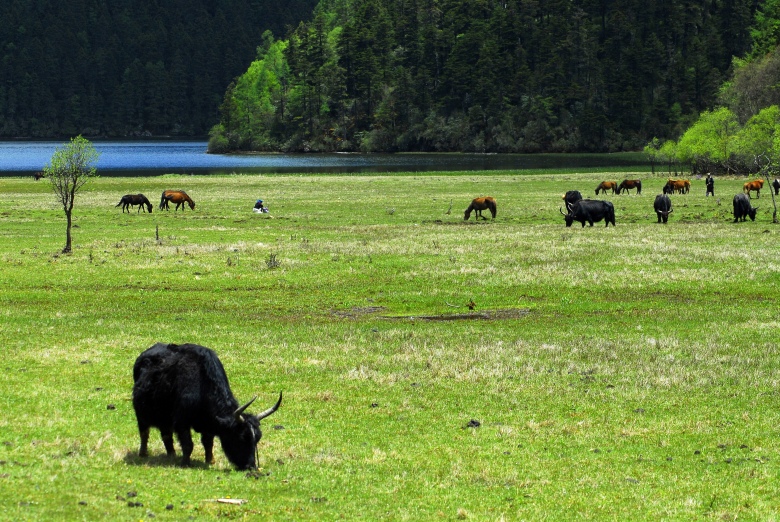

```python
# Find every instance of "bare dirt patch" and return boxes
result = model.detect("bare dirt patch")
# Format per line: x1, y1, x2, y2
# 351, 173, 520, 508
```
383, 308, 530, 321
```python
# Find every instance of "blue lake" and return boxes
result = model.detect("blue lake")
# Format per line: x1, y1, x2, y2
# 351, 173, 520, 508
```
0, 140, 649, 176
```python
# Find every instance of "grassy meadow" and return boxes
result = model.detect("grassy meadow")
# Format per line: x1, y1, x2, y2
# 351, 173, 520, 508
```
0, 170, 779, 520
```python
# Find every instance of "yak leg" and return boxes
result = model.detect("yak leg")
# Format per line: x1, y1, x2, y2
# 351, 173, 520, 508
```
138, 427, 150, 457
176, 429, 194, 466
161, 430, 176, 456
201, 433, 216, 465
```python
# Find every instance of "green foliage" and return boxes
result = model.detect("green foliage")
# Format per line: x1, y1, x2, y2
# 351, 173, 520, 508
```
676, 108, 740, 173
213, 0, 759, 153
0, 0, 319, 137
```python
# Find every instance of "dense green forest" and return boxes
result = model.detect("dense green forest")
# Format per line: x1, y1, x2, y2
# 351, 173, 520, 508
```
0, 0, 318, 137
210, 0, 762, 153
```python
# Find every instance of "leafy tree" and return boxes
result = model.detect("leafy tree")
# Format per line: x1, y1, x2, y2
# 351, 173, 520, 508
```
676, 108, 740, 174
43, 136, 99, 254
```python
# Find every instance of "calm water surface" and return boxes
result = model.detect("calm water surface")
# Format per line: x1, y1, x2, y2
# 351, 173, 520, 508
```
0, 141, 648, 176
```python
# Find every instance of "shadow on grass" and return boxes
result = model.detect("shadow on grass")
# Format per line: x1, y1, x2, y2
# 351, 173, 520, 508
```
122, 451, 210, 469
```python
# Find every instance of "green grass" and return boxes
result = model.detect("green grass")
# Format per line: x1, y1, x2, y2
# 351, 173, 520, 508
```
0, 171, 779, 521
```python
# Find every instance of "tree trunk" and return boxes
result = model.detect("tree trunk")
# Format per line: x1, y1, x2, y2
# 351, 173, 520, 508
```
63, 210, 72, 253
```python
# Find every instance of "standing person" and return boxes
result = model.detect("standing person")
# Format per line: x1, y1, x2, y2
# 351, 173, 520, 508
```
705, 173, 714, 197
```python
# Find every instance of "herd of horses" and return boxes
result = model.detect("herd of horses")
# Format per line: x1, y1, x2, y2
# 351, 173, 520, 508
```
114, 190, 196, 213
107, 176, 774, 225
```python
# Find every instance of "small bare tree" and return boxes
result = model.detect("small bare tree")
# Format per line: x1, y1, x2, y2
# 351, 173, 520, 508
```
43, 136, 100, 253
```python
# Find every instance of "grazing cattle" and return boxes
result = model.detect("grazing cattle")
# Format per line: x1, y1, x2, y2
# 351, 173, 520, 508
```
562, 190, 583, 212
560, 200, 615, 227
33, 171, 44, 181
132, 342, 282, 470
653, 194, 673, 223
464, 196, 497, 221
617, 179, 642, 195
733, 193, 758, 222
743, 179, 764, 199
664, 179, 690, 194
116, 194, 153, 213
160, 190, 196, 211
773, 178, 780, 196
595, 181, 617, 195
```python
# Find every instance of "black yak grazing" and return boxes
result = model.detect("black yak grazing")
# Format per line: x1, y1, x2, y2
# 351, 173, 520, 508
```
132, 343, 281, 469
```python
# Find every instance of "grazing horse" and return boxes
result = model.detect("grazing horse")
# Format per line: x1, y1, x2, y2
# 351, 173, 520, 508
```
116, 194, 153, 213
743, 179, 764, 199
617, 179, 642, 195
664, 179, 690, 194
160, 190, 196, 211
464, 197, 497, 221
595, 181, 617, 195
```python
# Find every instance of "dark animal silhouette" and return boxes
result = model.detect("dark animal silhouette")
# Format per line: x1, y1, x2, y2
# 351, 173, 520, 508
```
617, 179, 642, 195
653, 194, 673, 223
464, 197, 497, 220
743, 179, 764, 199
132, 342, 282, 469
772, 179, 780, 195
33, 171, 44, 181
560, 200, 615, 227
116, 194, 153, 213
160, 190, 196, 211
562, 190, 582, 211
595, 181, 617, 195
733, 193, 758, 222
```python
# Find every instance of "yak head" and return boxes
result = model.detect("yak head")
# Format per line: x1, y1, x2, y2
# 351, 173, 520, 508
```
748, 205, 759, 221
219, 392, 282, 470
559, 206, 574, 227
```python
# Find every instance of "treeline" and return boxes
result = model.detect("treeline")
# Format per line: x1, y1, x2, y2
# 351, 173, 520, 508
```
0, 0, 318, 137
646, 1, 780, 176
210, 0, 759, 154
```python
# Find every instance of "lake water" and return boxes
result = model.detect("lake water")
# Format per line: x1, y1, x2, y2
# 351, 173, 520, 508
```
0, 140, 649, 176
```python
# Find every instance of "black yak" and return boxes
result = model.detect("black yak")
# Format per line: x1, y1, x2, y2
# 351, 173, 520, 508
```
132, 343, 282, 469
733, 193, 758, 222
653, 194, 673, 223
560, 200, 615, 227
562, 190, 583, 211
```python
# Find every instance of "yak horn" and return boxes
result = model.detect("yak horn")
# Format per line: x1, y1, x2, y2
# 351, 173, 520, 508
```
234, 395, 258, 421
256, 391, 283, 421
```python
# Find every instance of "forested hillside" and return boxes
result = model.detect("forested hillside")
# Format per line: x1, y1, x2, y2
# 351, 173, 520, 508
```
211, 0, 760, 153
0, 0, 318, 137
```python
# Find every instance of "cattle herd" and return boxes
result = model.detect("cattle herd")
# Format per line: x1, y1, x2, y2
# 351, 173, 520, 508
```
556, 177, 771, 226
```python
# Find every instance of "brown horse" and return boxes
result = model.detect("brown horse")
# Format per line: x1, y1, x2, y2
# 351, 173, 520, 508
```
595, 181, 617, 195
617, 179, 642, 195
160, 190, 196, 211
743, 179, 764, 199
116, 194, 153, 213
464, 197, 497, 221
664, 179, 690, 194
